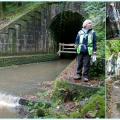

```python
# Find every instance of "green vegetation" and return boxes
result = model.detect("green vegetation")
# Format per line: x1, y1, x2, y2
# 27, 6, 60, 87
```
0, 2, 41, 20
28, 101, 51, 118
0, 54, 58, 67
52, 80, 99, 104
106, 40, 120, 60
89, 57, 105, 79
80, 95, 105, 118
27, 80, 104, 118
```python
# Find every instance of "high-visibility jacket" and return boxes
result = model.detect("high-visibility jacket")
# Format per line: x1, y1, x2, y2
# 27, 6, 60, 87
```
75, 29, 96, 55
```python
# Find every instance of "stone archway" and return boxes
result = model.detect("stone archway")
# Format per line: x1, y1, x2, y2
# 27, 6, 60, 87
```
49, 11, 84, 44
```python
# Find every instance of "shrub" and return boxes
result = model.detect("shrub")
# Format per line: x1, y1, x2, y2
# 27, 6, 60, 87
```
89, 57, 105, 80
80, 95, 105, 118
52, 80, 99, 104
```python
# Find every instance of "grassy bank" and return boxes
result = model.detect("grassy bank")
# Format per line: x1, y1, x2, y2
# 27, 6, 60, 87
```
0, 54, 59, 67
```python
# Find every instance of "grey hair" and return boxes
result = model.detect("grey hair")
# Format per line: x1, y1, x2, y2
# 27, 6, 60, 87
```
110, 2, 115, 6
82, 19, 93, 28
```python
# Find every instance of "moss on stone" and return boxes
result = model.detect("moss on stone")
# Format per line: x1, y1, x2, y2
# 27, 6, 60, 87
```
51, 80, 99, 104
80, 95, 105, 118
0, 54, 58, 67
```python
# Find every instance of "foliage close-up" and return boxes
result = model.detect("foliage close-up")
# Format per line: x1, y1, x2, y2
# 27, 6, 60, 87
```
106, 40, 120, 60
0, 2, 40, 20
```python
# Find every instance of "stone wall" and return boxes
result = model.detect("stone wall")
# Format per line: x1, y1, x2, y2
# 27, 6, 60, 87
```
0, 2, 84, 55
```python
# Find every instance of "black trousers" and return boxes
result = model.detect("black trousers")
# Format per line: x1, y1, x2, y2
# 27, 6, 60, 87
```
76, 52, 91, 78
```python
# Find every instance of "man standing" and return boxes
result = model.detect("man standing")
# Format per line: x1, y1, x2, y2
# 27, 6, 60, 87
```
74, 19, 97, 82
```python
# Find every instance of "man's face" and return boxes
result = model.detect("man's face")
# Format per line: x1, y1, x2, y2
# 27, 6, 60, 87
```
86, 22, 92, 29
110, 3, 115, 7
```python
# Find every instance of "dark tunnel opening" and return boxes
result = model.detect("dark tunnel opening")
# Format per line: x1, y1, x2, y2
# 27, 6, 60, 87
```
49, 11, 84, 43
49, 11, 84, 58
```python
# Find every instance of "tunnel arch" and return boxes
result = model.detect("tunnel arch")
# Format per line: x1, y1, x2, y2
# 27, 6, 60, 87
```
49, 11, 84, 44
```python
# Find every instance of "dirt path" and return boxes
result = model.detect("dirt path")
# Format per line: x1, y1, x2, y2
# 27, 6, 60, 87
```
56, 59, 101, 87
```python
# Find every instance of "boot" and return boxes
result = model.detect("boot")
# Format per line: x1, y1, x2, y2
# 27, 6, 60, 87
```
83, 77, 89, 82
74, 74, 81, 80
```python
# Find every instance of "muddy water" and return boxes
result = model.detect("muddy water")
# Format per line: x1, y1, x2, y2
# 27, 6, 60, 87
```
0, 59, 71, 118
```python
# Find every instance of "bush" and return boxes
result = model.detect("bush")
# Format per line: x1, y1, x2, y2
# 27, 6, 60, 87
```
28, 101, 51, 118
69, 111, 81, 118
89, 57, 105, 80
80, 95, 105, 118
52, 80, 99, 104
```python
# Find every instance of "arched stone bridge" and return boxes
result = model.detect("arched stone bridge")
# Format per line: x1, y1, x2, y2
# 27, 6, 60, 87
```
0, 2, 85, 56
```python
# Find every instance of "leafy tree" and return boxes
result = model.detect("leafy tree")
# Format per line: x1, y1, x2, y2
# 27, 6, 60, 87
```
81, 2, 105, 58
106, 40, 120, 59
0, 3, 6, 17
82, 2, 105, 26
0, 2, 36, 19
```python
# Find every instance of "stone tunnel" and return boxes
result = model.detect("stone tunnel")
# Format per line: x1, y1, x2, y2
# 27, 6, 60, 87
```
0, 2, 85, 56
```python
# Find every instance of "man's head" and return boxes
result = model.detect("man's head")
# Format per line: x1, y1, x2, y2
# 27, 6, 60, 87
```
82, 19, 93, 30
110, 2, 115, 7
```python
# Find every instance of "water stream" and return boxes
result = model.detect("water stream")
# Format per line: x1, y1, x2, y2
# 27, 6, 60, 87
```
0, 59, 71, 118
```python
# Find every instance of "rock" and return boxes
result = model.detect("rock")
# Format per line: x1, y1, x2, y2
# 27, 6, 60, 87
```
80, 98, 89, 107
85, 110, 97, 118
19, 98, 30, 106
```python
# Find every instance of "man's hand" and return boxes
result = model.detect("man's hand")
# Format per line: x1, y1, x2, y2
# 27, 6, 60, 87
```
74, 44, 78, 49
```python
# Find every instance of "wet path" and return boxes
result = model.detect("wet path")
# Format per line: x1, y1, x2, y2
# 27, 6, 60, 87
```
0, 59, 71, 118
